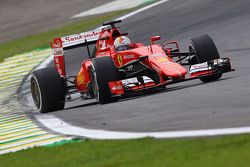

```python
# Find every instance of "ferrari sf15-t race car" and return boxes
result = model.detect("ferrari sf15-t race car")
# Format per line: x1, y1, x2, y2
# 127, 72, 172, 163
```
31, 20, 233, 113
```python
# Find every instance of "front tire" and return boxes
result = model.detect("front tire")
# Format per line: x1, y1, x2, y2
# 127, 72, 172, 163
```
90, 56, 120, 104
31, 68, 66, 113
190, 34, 222, 83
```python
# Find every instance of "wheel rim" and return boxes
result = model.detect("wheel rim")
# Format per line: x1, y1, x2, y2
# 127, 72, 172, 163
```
31, 78, 41, 109
189, 44, 200, 63
90, 66, 99, 101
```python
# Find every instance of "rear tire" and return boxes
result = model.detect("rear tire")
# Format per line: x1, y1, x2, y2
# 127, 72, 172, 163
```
190, 34, 222, 82
31, 68, 66, 113
90, 56, 120, 104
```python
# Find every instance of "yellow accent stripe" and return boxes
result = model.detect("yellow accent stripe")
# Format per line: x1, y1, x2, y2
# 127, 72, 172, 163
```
0, 134, 61, 149
0, 115, 27, 123
0, 125, 38, 136
0, 117, 31, 126
0, 137, 69, 155
0, 120, 34, 130
0, 48, 68, 154
0, 129, 44, 140
0, 131, 48, 143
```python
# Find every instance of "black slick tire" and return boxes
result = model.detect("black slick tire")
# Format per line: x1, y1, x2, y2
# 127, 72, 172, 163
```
190, 34, 222, 82
31, 67, 66, 113
90, 56, 120, 104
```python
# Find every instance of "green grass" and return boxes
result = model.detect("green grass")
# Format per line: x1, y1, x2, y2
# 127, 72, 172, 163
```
0, 10, 131, 62
1, 134, 250, 167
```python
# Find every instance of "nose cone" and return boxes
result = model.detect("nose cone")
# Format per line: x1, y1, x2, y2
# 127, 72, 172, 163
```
161, 62, 187, 79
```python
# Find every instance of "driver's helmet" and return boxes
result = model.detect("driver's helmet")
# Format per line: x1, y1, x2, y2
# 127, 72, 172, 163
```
114, 36, 131, 51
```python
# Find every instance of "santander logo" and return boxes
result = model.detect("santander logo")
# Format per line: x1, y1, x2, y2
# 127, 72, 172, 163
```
63, 31, 100, 43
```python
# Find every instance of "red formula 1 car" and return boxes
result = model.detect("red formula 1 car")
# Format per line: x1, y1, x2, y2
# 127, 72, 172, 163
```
31, 20, 233, 113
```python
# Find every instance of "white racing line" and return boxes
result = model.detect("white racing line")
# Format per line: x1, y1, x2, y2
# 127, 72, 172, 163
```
34, 0, 250, 139
71, 0, 149, 19
36, 115, 250, 139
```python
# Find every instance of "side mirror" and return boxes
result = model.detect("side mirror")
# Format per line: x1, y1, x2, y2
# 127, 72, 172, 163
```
150, 36, 161, 44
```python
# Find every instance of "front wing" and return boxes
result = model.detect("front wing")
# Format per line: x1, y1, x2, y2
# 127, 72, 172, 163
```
108, 58, 234, 96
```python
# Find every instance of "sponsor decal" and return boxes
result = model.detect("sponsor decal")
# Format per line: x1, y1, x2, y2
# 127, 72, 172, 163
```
158, 57, 168, 63
109, 81, 124, 95
190, 62, 211, 74
117, 54, 123, 66
152, 53, 162, 57
100, 39, 107, 50
122, 78, 138, 85
111, 85, 123, 91
77, 73, 84, 85
52, 38, 64, 56
53, 55, 66, 77
213, 59, 224, 65
83, 31, 100, 39
53, 38, 63, 48
162, 62, 173, 65
190, 62, 208, 70
213, 59, 218, 65
62, 31, 101, 43
53, 48, 63, 56
98, 52, 108, 56
126, 65, 133, 71
124, 54, 135, 59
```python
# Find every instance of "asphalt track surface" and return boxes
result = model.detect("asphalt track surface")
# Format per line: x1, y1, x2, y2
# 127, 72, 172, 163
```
21, 0, 250, 133
0, 0, 111, 43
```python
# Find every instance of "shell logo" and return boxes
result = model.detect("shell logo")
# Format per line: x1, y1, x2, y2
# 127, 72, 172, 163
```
77, 73, 84, 85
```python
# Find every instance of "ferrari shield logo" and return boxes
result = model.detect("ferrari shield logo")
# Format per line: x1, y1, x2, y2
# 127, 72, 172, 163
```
117, 54, 123, 65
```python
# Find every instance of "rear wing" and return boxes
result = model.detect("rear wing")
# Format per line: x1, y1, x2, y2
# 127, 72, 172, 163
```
50, 27, 104, 78
61, 27, 103, 49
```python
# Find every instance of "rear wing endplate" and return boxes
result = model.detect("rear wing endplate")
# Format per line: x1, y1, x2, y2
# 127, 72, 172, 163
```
50, 27, 107, 77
